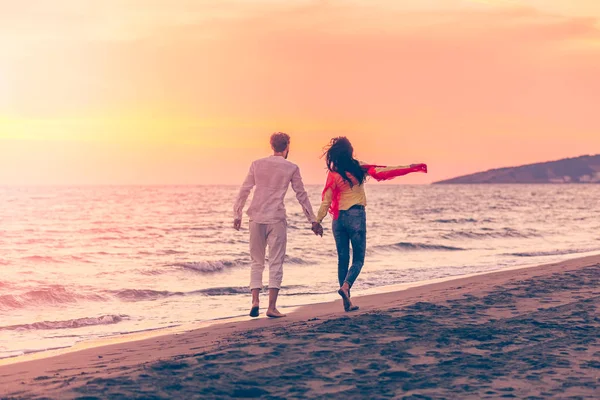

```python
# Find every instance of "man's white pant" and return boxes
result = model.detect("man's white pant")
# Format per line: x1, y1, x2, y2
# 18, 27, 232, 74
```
249, 220, 287, 290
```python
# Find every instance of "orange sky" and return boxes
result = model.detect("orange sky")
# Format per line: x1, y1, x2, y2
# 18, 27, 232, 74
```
1, 0, 599, 185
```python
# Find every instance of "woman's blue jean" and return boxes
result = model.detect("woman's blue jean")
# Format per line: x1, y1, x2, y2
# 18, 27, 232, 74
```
332, 206, 366, 288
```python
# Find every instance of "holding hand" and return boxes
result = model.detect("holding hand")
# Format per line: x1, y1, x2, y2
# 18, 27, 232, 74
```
312, 222, 324, 237
233, 219, 242, 231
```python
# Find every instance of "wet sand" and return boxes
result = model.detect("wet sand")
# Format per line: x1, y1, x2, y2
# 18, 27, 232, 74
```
2, 255, 600, 399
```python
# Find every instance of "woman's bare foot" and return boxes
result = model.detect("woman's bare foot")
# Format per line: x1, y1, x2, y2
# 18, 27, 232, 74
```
266, 308, 286, 318
338, 285, 359, 312
338, 287, 351, 311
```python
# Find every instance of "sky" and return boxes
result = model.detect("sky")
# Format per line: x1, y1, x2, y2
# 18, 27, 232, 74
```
1, 0, 599, 185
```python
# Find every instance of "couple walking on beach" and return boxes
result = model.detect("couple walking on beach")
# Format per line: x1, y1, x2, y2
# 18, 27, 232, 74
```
234, 133, 427, 318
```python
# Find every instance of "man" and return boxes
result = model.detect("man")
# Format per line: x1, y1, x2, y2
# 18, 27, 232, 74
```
234, 132, 323, 318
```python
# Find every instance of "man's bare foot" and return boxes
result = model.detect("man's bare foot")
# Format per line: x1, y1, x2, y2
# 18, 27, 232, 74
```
249, 304, 259, 318
266, 308, 286, 318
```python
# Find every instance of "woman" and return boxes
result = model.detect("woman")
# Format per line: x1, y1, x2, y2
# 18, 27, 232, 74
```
316, 137, 427, 312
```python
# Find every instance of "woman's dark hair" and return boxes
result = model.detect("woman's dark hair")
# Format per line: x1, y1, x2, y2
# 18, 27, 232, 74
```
323, 137, 366, 187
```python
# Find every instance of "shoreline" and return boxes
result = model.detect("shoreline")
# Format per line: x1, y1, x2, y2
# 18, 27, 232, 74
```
2, 252, 591, 368
2, 254, 600, 398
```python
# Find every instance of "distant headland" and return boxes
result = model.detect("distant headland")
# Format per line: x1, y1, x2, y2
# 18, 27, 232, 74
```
434, 155, 600, 184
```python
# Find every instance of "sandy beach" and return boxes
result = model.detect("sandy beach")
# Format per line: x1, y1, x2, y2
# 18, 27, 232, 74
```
2, 254, 600, 399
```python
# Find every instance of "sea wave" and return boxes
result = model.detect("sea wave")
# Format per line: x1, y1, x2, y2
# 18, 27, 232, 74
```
22, 255, 63, 263
172, 256, 313, 273
193, 287, 251, 296
138, 268, 168, 276
373, 242, 466, 252
165, 226, 206, 232
81, 228, 124, 235
96, 236, 124, 241
0, 315, 128, 331
0, 286, 107, 311
506, 248, 600, 258
66, 255, 94, 263
171, 259, 248, 273
434, 218, 479, 224
161, 249, 188, 255
110, 289, 184, 302
192, 284, 307, 297
112, 286, 286, 299
285, 256, 313, 265
105, 284, 314, 299
442, 228, 540, 240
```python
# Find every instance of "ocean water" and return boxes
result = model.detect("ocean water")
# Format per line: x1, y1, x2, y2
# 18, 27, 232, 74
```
1, 184, 599, 359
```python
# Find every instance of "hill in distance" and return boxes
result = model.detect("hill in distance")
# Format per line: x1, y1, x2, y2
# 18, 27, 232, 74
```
434, 155, 600, 184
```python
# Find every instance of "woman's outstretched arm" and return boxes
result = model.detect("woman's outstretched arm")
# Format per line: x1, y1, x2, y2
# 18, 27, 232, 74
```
361, 163, 428, 181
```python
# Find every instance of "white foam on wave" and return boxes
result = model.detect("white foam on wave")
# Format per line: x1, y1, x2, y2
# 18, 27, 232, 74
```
171, 260, 247, 273
373, 242, 467, 252
0, 315, 128, 331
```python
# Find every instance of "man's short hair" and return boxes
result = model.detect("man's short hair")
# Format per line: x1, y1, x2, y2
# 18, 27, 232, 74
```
270, 132, 290, 153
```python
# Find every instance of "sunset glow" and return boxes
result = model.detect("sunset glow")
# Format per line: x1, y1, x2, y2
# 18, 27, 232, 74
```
1, 0, 599, 185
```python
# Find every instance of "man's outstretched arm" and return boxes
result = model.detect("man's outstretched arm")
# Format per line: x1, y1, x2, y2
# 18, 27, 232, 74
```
233, 162, 255, 230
